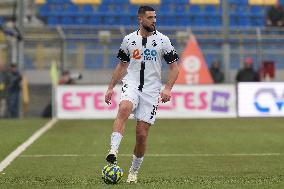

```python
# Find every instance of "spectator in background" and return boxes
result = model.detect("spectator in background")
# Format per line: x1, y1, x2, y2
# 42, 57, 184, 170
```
59, 70, 75, 85
0, 63, 11, 118
236, 57, 259, 82
266, 0, 284, 27
209, 60, 224, 83
42, 70, 81, 118
7, 64, 22, 118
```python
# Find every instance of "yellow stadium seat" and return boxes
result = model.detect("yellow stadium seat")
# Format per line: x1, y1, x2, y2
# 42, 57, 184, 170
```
190, 0, 220, 5
72, 0, 101, 4
35, 0, 46, 4
249, 0, 277, 5
130, 0, 160, 5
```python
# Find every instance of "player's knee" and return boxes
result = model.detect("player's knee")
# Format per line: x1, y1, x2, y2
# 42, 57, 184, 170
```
117, 105, 131, 119
136, 133, 148, 144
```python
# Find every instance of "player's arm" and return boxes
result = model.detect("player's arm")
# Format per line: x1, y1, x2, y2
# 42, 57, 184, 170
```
161, 62, 179, 103
105, 36, 130, 105
161, 36, 179, 103
105, 62, 128, 105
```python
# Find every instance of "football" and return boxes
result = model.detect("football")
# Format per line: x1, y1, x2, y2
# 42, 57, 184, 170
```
101, 164, 123, 184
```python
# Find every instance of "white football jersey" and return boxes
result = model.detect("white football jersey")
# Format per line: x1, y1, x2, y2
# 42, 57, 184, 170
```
117, 30, 179, 92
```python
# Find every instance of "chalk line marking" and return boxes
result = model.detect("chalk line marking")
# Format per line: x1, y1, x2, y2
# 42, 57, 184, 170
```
20, 153, 281, 158
0, 118, 58, 172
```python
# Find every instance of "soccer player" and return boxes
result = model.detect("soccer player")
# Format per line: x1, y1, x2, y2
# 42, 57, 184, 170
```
104, 5, 179, 183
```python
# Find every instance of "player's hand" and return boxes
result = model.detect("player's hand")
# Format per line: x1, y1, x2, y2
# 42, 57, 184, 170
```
105, 88, 114, 105
160, 88, 171, 103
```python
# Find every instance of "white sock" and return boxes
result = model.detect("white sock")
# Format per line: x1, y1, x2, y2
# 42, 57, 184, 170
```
129, 155, 144, 173
110, 132, 123, 153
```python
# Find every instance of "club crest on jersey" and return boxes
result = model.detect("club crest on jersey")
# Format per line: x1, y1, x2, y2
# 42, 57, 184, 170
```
152, 40, 157, 47
132, 48, 157, 61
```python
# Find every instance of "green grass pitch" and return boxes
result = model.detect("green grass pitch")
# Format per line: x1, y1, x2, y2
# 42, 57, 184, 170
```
0, 118, 284, 188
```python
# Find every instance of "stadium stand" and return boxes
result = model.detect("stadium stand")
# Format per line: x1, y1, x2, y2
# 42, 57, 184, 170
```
16, 0, 284, 73
35, 0, 284, 27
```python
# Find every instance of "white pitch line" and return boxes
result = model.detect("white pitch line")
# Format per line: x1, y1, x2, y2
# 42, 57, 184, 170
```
20, 153, 281, 158
0, 118, 58, 173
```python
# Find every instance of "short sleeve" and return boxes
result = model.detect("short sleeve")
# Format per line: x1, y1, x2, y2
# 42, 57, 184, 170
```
117, 37, 130, 63
162, 37, 179, 64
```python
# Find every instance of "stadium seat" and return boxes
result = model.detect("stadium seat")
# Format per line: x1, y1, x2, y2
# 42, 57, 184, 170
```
249, 0, 277, 5
238, 15, 251, 26
82, 4, 94, 12
189, 5, 202, 14
84, 54, 104, 69
130, 0, 161, 5
249, 5, 264, 16
38, 0, 271, 27
190, 0, 220, 5
98, 4, 109, 12
204, 5, 219, 14
47, 16, 59, 25
89, 13, 100, 24
175, 4, 187, 12
208, 15, 222, 26
36, 0, 46, 4
66, 4, 79, 13
39, 4, 49, 16
72, 0, 101, 4
176, 13, 191, 26
75, 16, 88, 25
24, 56, 35, 69
61, 16, 74, 25
119, 13, 132, 25
160, 4, 174, 13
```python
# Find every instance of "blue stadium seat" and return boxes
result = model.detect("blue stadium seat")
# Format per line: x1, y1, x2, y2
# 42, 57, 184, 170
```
129, 4, 139, 13
84, 54, 104, 69
66, 4, 79, 13
204, 5, 218, 13
24, 56, 35, 69
238, 15, 250, 26
191, 16, 206, 27
208, 16, 222, 26
61, 16, 74, 25
189, 5, 201, 14
238, 0, 248, 5
98, 4, 109, 12
175, 4, 186, 12
82, 4, 93, 12
47, 16, 59, 25
109, 55, 119, 69
250, 11, 264, 27
176, 13, 190, 26
75, 16, 87, 25
119, 13, 132, 25
250, 6, 263, 14
103, 0, 116, 3
160, 4, 174, 13
159, 13, 176, 26
89, 13, 100, 25
39, 4, 49, 16
47, 0, 59, 3
38, 0, 269, 28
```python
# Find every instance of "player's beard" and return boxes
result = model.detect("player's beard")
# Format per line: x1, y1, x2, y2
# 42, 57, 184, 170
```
142, 24, 155, 32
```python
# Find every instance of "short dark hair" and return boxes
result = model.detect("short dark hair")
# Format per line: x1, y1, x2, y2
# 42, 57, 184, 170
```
138, 5, 155, 15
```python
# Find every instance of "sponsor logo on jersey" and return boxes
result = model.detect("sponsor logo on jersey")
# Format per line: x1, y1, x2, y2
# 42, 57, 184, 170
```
132, 48, 157, 61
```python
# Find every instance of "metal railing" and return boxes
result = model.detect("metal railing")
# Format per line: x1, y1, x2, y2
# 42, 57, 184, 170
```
21, 26, 284, 83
